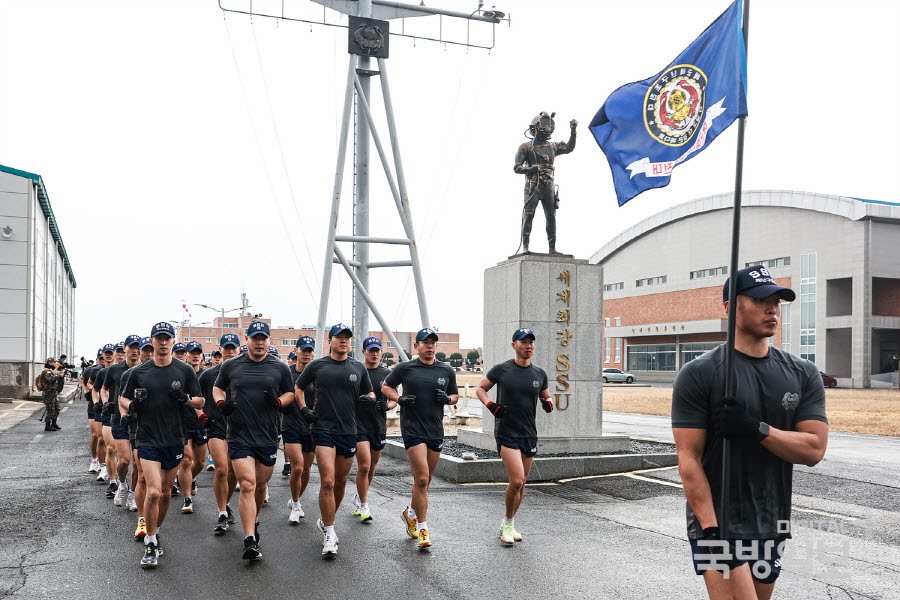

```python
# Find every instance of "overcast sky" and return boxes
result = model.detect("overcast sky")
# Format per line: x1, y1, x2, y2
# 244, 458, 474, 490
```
1, 0, 897, 358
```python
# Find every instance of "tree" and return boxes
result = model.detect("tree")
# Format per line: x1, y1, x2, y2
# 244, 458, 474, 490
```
466, 350, 481, 368
382, 352, 395, 367
449, 352, 464, 368
435, 352, 447, 363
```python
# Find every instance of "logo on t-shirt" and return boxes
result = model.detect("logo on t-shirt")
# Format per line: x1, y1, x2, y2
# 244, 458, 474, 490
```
349, 373, 358, 383
437, 377, 447, 386
171, 380, 182, 391
781, 392, 799, 410
532, 380, 540, 388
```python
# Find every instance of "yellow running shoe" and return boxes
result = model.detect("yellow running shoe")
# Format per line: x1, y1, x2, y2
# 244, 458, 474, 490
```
134, 519, 147, 542
417, 527, 431, 550
512, 528, 522, 541
401, 507, 417, 539
500, 523, 515, 546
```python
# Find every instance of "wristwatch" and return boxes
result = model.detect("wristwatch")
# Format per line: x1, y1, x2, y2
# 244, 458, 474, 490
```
757, 422, 771, 441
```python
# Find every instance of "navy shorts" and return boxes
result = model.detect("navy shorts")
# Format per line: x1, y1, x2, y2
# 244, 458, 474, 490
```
130, 439, 138, 451
356, 432, 387, 452
186, 429, 208, 446
137, 446, 184, 471
282, 431, 316, 453
312, 432, 357, 459
101, 415, 111, 427
496, 436, 539, 458
228, 442, 278, 467
689, 538, 786, 584
207, 423, 226, 440
91, 412, 103, 423
112, 424, 130, 441
86, 402, 94, 418
402, 435, 443, 453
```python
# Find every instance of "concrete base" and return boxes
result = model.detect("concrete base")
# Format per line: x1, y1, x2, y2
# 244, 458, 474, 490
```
382, 440, 676, 483
457, 428, 630, 454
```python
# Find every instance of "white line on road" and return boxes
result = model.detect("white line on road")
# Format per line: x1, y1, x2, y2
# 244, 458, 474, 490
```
30, 434, 44, 444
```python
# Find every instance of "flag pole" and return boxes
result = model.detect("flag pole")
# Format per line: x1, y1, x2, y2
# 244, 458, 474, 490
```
720, 0, 750, 540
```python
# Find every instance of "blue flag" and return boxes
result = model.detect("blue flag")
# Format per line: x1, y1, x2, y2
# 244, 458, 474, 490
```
590, 1, 747, 206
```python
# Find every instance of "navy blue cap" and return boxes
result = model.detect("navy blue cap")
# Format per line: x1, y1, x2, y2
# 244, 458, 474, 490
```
267, 346, 280, 357
512, 328, 536, 341
328, 323, 352, 338
296, 336, 315, 350
415, 328, 439, 343
288, 351, 297, 360
220, 333, 240, 348
247, 321, 270, 338
724, 265, 796, 302
185, 341, 203, 353
363, 336, 382, 350
212, 349, 222, 357
240, 345, 248, 354
150, 322, 175, 338
124, 334, 142, 347
172, 342, 187, 353
139, 337, 152, 350
102, 344, 115, 353
114, 341, 126, 351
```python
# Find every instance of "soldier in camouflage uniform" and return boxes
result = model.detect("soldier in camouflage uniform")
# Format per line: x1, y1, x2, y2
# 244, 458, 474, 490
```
40, 357, 63, 431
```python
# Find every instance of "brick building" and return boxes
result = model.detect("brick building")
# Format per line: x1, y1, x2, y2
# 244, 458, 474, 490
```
592, 191, 900, 388
176, 315, 477, 364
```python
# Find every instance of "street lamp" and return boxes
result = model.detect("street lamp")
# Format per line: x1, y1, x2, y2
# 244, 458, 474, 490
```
194, 303, 250, 340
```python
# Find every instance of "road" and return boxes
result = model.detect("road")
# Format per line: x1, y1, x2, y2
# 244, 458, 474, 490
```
0, 401, 896, 599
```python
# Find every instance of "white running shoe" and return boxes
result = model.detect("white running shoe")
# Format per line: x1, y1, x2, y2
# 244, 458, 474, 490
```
351, 493, 361, 515
322, 533, 339, 557
88, 458, 100, 473
114, 483, 129, 507
127, 491, 138, 512
96, 465, 109, 483
288, 500, 304, 524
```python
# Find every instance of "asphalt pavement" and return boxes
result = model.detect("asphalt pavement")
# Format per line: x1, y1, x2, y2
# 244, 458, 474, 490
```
0, 401, 897, 599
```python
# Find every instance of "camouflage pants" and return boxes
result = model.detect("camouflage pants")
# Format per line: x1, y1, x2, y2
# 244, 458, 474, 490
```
42, 394, 60, 422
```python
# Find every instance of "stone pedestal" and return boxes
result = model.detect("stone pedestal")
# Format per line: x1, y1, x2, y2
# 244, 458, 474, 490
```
458, 253, 629, 454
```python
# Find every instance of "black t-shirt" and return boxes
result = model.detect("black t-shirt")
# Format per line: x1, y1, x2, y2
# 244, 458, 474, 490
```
672, 345, 828, 540
92, 367, 108, 394
384, 358, 458, 440
83, 365, 99, 400
295, 356, 372, 436
121, 364, 140, 438
214, 354, 294, 447
282, 366, 316, 435
356, 365, 391, 435
199, 364, 226, 423
487, 359, 549, 438
121, 359, 202, 448
181, 367, 204, 430
103, 361, 135, 426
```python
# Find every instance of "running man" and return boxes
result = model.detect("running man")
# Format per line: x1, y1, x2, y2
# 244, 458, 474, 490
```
382, 328, 458, 550
673, 266, 828, 599
352, 336, 393, 523
295, 323, 374, 558
172, 342, 187, 362
93, 343, 117, 487
475, 328, 552, 545
122, 336, 155, 538
103, 335, 143, 508
120, 322, 203, 568
82, 351, 104, 473
213, 321, 295, 560
282, 336, 318, 524
178, 340, 208, 514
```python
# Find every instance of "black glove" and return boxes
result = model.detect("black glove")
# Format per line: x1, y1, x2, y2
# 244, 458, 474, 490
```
92, 401, 103, 414
216, 398, 236, 416
485, 401, 507, 417
376, 397, 389, 412
168, 389, 190, 405
398, 394, 416, 408
120, 414, 130, 427
357, 394, 377, 407
199, 413, 215, 428
696, 526, 725, 555
102, 402, 114, 416
714, 397, 764, 440
434, 389, 451, 405
130, 389, 147, 414
264, 390, 281, 408
540, 398, 554, 413
299, 407, 319, 424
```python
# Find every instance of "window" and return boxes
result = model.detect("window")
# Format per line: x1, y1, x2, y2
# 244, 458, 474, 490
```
223, 323, 237, 329
782, 303, 792, 355
681, 342, 719, 365
605, 338, 611, 363
627, 344, 676, 371
690, 266, 727, 280
615, 317, 621, 326
615, 338, 621, 363
635, 275, 667, 287
605, 282, 624, 291
207, 338, 214, 343
746, 256, 791, 269
282, 339, 297, 347
605, 318, 610, 327
800, 253, 816, 363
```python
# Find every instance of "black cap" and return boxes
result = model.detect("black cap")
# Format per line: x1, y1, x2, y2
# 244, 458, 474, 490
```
723, 265, 796, 302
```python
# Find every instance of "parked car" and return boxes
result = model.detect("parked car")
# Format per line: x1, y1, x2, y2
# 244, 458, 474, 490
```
820, 372, 838, 388
602, 368, 635, 384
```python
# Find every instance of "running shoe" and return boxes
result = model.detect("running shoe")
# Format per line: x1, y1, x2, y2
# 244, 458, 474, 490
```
171, 484, 180, 497
352, 493, 361, 516
127, 492, 138, 512
181, 497, 193, 514
88, 458, 99, 473
156, 535, 163, 556
226, 505, 236, 524
500, 522, 515, 546
114, 483, 128, 507
512, 527, 523, 542
288, 499, 303, 524
281, 463, 291, 477
264, 486, 269, 504
254, 521, 261, 543
96, 465, 108, 483
242, 536, 262, 561
105, 481, 118, 498
134, 519, 147, 541
359, 505, 373, 524
205, 456, 215, 471
322, 533, 338, 558
401, 507, 417, 539
191, 479, 198, 497
214, 514, 229, 534
140, 543, 158, 568
316, 518, 326, 534
417, 528, 432, 550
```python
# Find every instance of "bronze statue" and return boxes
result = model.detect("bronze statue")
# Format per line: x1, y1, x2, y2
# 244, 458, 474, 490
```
514, 112, 576, 254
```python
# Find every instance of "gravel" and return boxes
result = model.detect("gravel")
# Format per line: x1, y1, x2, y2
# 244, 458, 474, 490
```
387, 436, 675, 459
